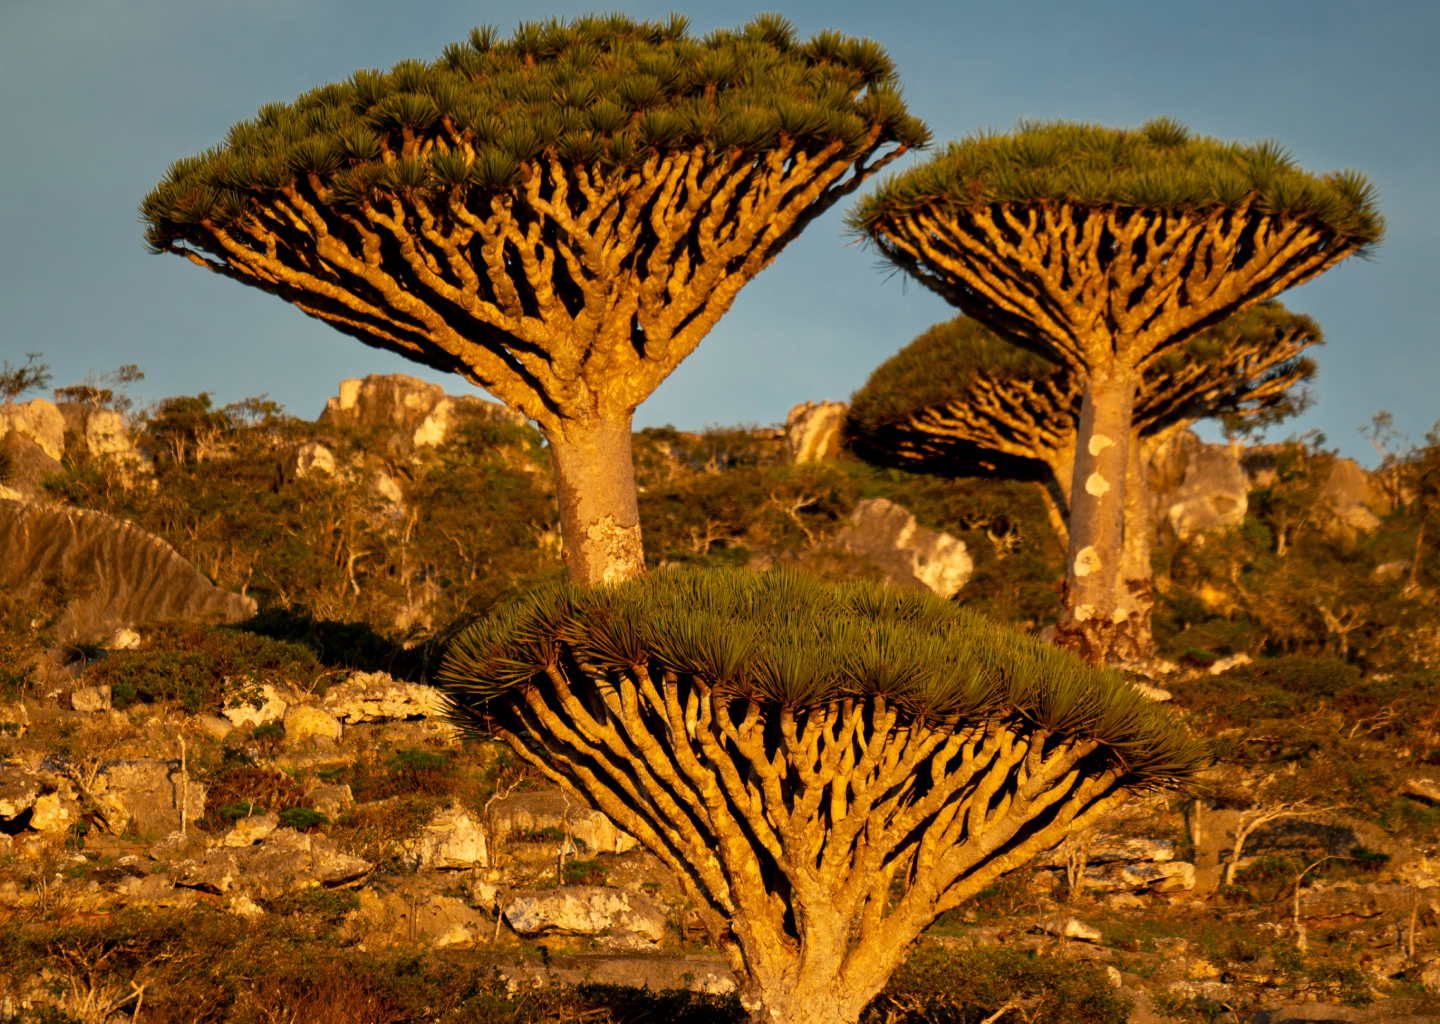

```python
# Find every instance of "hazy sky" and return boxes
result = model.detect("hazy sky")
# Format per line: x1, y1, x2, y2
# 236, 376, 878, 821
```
2, 1, 1435, 464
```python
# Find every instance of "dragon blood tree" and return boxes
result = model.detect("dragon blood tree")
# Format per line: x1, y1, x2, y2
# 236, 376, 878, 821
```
140, 14, 927, 585
438, 568, 1207, 1024
850, 117, 1380, 663
846, 302, 1322, 664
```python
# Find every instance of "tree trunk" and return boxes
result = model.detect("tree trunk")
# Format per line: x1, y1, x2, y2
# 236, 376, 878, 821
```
1055, 371, 1137, 664
547, 414, 645, 586
1110, 429, 1158, 665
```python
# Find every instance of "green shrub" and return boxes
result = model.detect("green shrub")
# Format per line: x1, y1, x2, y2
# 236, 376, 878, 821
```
278, 808, 330, 831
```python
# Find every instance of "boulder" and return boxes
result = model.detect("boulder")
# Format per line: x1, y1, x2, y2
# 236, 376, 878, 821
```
0, 398, 65, 460
99, 759, 206, 837
281, 442, 335, 481
29, 792, 76, 833
174, 828, 371, 897
223, 812, 280, 847
1403, 778, 1440, 804
1080, 861, 1195, 893
284, 704, 342, 746
343, 886, 488, 949
0, 766, 42, 820
115, 873, 178, 904
195, 714, 233, 740
70, 684, 112, 712
829, 498, 972, 598
1036, 917, 1102, 942
1208, 653, 1253, 676
505, 886, 667, 945
0, 702, 29, 739
493, 790, 638, 855
0, 433, 63, 502
412, 395, 525, 447
306, 784, 353, 818
403, 807, 487, 870
222, 682, 288, 728
1150, 432, 1247, 540
0, 501, 255, 644
322, 671, 449, 723
785, 401, 848, 463
1322, 457, 1383, 533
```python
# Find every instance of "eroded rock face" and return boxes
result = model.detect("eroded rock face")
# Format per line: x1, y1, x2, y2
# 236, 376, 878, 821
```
504, 886, 667, 945
282, 442, 335, 481
284, 705, 342, 746
785, 401, 848, 463
0, 398, 65, 461
0, 433, 62, 502
1321, 458, 1383, 533
173, 828, 371, 897
0, 501, 255, 643
343, 885, 488, 949
222, 683, 288, 728
0, 767, 42, 820
99, 759, 207, 837
493, 790, 638, 855
830, 498, 972, 598
403, 807, 487, 870
57, 404, 134, 460
1149, 432, 1248, 540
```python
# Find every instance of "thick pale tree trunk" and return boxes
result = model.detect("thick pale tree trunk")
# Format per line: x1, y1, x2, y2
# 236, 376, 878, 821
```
1055, 371, 1138, 663
1111, 429, 1158, 665
547, 414, 645, 586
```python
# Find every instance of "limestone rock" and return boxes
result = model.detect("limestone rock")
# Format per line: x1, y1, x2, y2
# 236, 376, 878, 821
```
493, 790, 637, 855
0, 766, 42, 820
105, 627, 142, 650
0, 398, 65, 460
222, 683, 288, 728
30, 792, 75, 833
0, 702, 28, 739
0, 433, 63, 502
1081, 861, 1195, 893
1402, 778, 1440, 804
100, 759, 206, 837
343, 886, 488, 949
1036, 917, 1102, 942
223, 812, 280, 847
1322, 457, 1382, 533
116, 873, 177, 904
0, 501, 255, 643
1422, 959, 1440, 994
282, 442, 335, 481
1131, 681, 1172, 702
1208, 653, 1253, 676
1037, 835, 1176, 867
174, 828, 371, 897
322, 671, 449, 723
505, 886, 667, 944
284, 704, 342, 745
306, 784, 353, 818
319, 374, 446, 433
830, 498, 972, 598
785, 401, 848, 463
195, 714, 233, 740
403, 807, 487, 870
370, 470, 404, 505
1150, 432, 1247, 540
413, 395, 525, 447
57, 405, 133, 460
70, 684, 112, 712
229, 894, 265, 919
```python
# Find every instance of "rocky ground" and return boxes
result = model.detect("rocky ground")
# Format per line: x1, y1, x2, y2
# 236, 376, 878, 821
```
2, 661, 1439, 1024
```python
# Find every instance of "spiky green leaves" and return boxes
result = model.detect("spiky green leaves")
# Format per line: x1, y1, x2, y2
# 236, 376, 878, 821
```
141, 13, 929, 252
849, 118, 1382, 250
437, 568, 1209, 785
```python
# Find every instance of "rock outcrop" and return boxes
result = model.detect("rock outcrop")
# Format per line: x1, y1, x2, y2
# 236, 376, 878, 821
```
504, 886, 668, 947
173, 828, 372, 897
0, 433, 62, 502
317, 374, 523, 447
1148, 432, 1249, 540
493, 790, 639, 856
785, 400, 848, 463
0, 501, 255, 643
0, 398, 65, 461
322, 671, 450, 723
829, 498, 973, 599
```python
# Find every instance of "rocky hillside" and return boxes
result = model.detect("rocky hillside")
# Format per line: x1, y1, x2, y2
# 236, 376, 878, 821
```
3, 376, 1440, 1022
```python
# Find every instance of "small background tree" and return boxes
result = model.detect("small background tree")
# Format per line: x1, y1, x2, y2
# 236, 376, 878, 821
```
141, 13, 927, 584
846, 302, 1321, 663
438, 568, 1207, 1024
850, 117, 1381, 662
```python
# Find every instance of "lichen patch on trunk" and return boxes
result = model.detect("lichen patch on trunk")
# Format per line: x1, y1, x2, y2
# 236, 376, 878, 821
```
1073, 545, 1102, 577
584, 516, 645, 586
1085, 472, 1110, 497
1088, 433, 1114, 456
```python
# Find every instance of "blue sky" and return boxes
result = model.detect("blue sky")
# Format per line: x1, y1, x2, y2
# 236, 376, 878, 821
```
1, 1, 1435, 463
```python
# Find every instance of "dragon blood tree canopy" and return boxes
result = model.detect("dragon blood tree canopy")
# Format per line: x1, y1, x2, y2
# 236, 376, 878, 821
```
848, 117, 1379, 664
140, 13, 928, 586
847, 301, 1322, 495
438, 568, 1207, 1024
